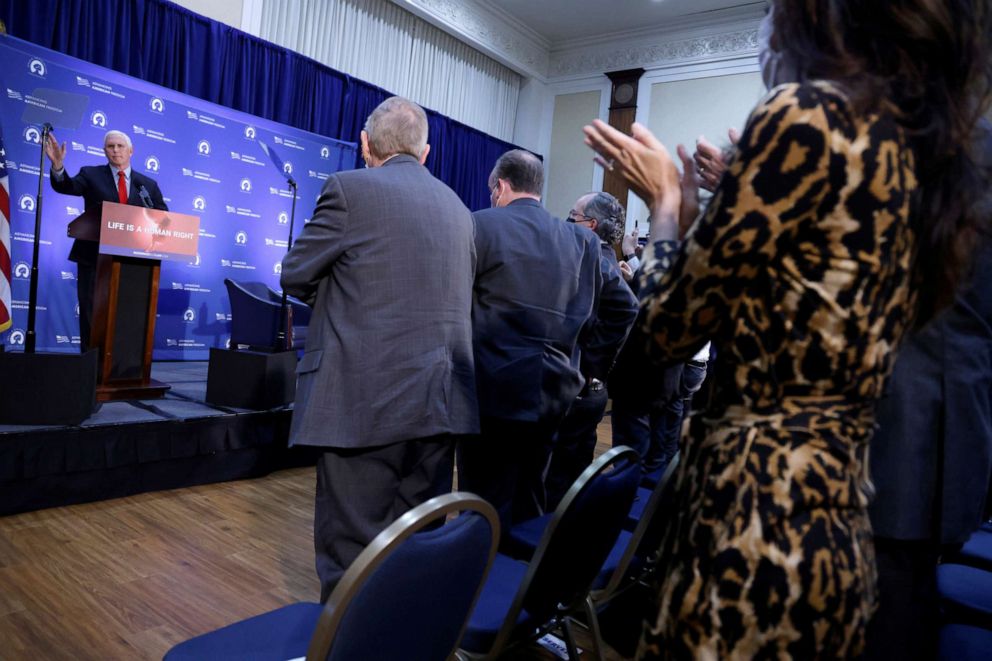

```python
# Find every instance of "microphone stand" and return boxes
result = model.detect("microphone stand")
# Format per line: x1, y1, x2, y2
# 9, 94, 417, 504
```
276, 178, 298, 351
25, 123, 53, 354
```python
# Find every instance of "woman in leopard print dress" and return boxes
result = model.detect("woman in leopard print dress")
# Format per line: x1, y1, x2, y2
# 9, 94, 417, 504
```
584, 1, 992, 657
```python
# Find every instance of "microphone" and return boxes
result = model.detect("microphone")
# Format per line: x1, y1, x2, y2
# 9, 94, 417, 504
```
42, 122, 54, 133
138, 185, 153, 208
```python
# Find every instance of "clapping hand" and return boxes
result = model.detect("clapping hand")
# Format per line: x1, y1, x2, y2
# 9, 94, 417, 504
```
694, 128, 740, 193
583, 120, 681, 240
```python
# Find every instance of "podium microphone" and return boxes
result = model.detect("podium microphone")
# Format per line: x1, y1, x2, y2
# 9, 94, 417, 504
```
138, 185, 153, 208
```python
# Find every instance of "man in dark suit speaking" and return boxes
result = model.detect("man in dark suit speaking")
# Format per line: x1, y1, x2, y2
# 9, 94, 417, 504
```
45, 129, 167, 349
280, 97, 478, 601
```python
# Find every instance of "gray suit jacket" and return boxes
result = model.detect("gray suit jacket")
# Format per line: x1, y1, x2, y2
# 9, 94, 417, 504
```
280, 155, 479, 449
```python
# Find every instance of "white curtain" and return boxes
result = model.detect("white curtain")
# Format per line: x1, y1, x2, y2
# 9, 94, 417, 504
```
255, 0, 521, 141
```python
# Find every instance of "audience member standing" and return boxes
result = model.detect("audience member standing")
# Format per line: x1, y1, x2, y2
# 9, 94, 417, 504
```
865, 232, 992, 659
461, 150, 631, 531
584, 1, 992, 656
280, 97, 478, 601
545, 191, 637, 510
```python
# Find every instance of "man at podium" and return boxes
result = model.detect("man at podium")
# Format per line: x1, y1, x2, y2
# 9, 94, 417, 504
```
44, 129, 167, 349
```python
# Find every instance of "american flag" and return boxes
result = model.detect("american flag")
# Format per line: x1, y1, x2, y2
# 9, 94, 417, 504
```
0, 125, 11, 333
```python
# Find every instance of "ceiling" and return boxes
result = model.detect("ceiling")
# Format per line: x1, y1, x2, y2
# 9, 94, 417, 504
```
483, 0, 761, 47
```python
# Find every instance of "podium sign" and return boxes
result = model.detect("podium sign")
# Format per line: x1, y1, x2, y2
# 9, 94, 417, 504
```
66, 204, 200, 400
98, 202, 200, 262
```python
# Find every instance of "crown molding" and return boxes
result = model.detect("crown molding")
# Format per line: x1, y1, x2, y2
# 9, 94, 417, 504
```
550, 25, 760, 80
388, 0, 551, 80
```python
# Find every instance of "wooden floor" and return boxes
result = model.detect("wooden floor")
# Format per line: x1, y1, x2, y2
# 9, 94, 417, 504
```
0, 419, 626, 660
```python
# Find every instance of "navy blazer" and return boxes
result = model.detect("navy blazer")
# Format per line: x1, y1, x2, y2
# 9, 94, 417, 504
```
50, 164, 167, 265
870, 240, 992, 544
472, 198, 631, 424
578, 241, 637, 380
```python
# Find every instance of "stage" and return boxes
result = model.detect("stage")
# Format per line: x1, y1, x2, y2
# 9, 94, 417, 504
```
0, 361, 317, 516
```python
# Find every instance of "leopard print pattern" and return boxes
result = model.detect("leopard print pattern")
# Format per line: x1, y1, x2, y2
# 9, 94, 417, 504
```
635, 82, 918, 659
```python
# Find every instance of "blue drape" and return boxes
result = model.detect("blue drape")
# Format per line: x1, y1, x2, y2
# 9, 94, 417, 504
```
0, 0, 523, 210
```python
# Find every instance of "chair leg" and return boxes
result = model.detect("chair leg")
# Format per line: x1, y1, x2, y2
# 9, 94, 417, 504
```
583, 595, 606, 661
561, 616, 581, 661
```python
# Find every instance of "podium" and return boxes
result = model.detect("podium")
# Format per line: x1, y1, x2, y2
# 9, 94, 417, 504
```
69, 202, 200, 401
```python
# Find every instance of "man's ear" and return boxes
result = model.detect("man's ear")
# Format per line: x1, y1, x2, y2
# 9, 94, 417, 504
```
360, 131, 373, 167
418, 143, 431, 165
589, 218, 599, 232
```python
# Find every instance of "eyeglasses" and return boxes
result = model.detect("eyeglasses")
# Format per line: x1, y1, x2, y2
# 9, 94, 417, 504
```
567, 210, 595, 224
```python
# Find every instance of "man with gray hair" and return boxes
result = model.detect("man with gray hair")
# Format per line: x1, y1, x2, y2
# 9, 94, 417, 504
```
281, 96, 478, 600
45, 129, 167, 348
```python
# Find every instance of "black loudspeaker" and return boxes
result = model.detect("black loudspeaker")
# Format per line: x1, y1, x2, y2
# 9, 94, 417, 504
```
0, 350, 99, 425
206, 348, 297, 410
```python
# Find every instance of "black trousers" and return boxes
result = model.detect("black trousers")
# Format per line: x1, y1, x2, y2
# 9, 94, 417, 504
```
545, 387, 609, 511
76, 261, 96, 350
314, 434, 455, 602
458, 416, 559, 537
864, 537, 947, 661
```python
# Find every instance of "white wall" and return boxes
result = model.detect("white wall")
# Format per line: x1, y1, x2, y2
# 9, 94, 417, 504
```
169, 0, 245, 28
544, 90, 602, 219
646, 72, 765, 168
620, 70, 765, 231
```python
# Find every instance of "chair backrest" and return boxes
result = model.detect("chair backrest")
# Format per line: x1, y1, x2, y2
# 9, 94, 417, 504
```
225, 278, 281, 348
489, 446, 641, 653
600, 452, 681, 596
306, 492, 500, 661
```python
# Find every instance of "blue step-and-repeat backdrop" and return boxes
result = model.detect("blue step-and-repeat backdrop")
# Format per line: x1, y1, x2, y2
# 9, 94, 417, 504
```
0, 34, 357, 359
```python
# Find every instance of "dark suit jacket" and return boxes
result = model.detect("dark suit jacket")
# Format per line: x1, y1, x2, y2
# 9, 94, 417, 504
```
578, 241, 637, 380
281, 155, 478, 449
472, 198, 630, 424
50, 164, 167, 265
870, 240, 992, 544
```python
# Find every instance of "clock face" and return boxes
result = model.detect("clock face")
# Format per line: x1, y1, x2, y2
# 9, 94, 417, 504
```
614, 82, 635, 105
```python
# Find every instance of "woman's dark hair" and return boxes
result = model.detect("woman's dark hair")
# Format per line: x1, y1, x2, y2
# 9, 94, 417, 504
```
772, 0, 992, 322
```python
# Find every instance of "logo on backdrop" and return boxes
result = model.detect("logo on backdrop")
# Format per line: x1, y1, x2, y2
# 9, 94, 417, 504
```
197, 139, 211, 156
193, 196, 206, 211
320, 146, 330, 159
13, 262, 30, 279
277, 212, 289, 225
240, 178, 252, 193
235, 231, 248, 245
183, 308, 196, 322
19, 194, 36, 211
273, 262, 282, 275
28, 58, 46, 77
145, 156, 160, 172
75, 303, 80, 318
8, 329, 25, 346
283, 162, 293, 175
91, 111, 107, 128
150, 97, 165, 113
23, 126, 41, 144
194, 253, 201, 267
244, 126, 256, 140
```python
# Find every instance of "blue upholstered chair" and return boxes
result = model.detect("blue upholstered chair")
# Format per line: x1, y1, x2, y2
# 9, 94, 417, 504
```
948, 529, 992, 572
456, 446, 641, 661
224, 279, 312, 351
938, 623, 992, 660
937, 563, 992, 630
504, 453, 682, 661
164, 492, 499, 661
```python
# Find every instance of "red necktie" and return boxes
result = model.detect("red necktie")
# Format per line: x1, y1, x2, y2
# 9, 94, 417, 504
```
117, 170, 128, 204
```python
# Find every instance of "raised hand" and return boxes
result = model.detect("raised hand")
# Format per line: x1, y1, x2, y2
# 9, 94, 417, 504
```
583, 119, 681, 239
44, 133, 66, 171
676, 144, 701, 239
